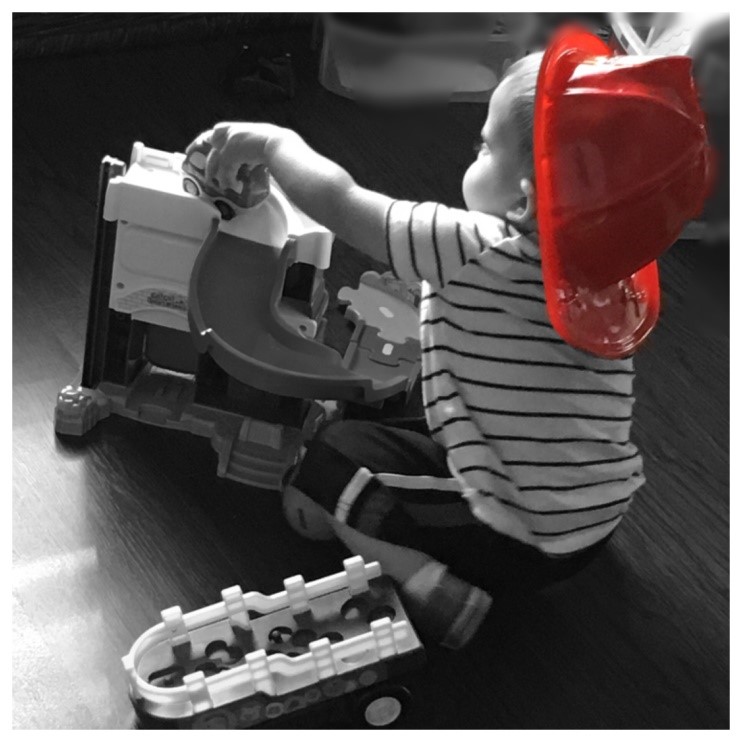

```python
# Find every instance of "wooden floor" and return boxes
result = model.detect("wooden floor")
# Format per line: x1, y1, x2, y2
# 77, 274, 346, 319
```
13, 28, 729, 729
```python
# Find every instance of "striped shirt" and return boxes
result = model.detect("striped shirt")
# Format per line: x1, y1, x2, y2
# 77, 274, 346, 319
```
385, 200, 645, 556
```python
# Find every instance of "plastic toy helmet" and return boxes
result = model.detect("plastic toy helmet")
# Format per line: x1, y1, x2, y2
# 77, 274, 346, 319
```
534, 26, 714, 358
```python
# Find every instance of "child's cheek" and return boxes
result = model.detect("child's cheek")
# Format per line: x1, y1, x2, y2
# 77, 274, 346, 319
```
462, 159, 490, 212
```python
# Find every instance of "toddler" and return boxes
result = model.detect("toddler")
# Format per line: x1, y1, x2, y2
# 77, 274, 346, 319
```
189, 52, 645, 648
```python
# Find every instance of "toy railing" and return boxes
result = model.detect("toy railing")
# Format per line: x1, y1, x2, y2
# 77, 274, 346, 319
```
122, 558, 421, 715
125, 618, 419, 714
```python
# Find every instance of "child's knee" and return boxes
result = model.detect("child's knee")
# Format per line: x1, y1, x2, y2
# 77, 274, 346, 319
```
312, 418, 368, 453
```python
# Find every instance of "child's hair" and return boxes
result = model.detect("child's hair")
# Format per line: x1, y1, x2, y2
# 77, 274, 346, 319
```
502, 53, 543, 176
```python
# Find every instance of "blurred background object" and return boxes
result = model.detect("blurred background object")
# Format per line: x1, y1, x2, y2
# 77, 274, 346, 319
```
317, 13, 519, 104
609, 12, 730, 246
328, 13, 504, 36
12, 12, 312, 59
507, 12, 609, 51
688, 15, 730, 247
226, 45, 296, 100
610, 11, 729, 56
14, 12, 726, 244
316, 13, 615, 104
690, 16, 731, 117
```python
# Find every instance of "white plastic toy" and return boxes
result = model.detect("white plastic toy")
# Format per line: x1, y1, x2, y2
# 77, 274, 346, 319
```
122, 557, 425, 729
105, 141, 332, 336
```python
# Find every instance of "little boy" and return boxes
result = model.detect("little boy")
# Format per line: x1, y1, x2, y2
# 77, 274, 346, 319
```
189, 52, 645, 648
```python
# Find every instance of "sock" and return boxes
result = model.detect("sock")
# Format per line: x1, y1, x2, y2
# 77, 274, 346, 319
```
402, 562, 493, 650
331, 519, 491, 651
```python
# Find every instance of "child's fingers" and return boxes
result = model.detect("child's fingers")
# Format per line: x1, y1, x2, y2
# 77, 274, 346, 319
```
210, 122, 236, 150
217, 160, 241, 192
204, 147, 221, 186
218, 134, 255, 190
201, 122, 274, 190
185, 129, 213, 156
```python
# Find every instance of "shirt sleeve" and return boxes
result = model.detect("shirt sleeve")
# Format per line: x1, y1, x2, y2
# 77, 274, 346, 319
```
385, 200, 509, 289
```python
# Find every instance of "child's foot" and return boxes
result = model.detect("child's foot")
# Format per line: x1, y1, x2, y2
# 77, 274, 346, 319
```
331, 519, 492, 650
402, 561, 493, 650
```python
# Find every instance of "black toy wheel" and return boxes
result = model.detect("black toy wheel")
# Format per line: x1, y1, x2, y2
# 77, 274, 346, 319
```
354, 684, 411, 728
182, 176, 201, 196
214, 200, 236, 220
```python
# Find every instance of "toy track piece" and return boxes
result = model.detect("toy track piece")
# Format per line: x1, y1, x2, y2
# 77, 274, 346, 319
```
342, 317, 421, 400
354, 324, 420, 369
369, 271, 421, 309
338, 271, 420, 344
189, 226, 409, 403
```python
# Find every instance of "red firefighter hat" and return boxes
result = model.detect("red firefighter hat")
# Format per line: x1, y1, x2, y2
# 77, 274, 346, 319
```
533, 27, 714, 358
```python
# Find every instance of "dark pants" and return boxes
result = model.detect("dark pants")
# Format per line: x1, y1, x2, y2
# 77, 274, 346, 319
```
293, 416, 610, 597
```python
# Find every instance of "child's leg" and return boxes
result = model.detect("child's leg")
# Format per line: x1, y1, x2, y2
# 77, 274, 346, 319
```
282, 484, 492, 649
287, 417, 456, 545
283, 417, 612, 642
288, 417, 611, 595
284, 477, 608, 595
329, 518, 492, 650
283, 418, 492, 648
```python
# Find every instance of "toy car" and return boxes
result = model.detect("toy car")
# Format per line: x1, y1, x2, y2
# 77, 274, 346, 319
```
122, 557, 425, 729
182, 138, 271, 219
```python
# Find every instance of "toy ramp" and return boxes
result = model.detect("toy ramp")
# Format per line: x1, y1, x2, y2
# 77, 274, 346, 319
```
188, 223, 408, 402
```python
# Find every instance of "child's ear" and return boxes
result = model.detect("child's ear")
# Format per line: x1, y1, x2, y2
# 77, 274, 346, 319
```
505, 178, 537, 227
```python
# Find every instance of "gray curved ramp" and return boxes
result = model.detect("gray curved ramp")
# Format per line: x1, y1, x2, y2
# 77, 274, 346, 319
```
188, 222, 409, 403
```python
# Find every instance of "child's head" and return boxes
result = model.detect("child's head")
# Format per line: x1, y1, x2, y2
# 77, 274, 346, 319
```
462, 53, 542, 226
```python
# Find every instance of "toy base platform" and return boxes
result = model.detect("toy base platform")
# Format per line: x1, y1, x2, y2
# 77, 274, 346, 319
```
122, 557, 425, 729
55, 367, 324, 491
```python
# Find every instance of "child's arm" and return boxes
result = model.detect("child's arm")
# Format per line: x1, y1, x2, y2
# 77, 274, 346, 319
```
190, 122, 509, 285
194, 122, 392, 265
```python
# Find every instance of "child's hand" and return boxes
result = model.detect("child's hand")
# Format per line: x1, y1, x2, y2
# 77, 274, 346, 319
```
185, 121, 391, 264
186, 122, 288, 190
